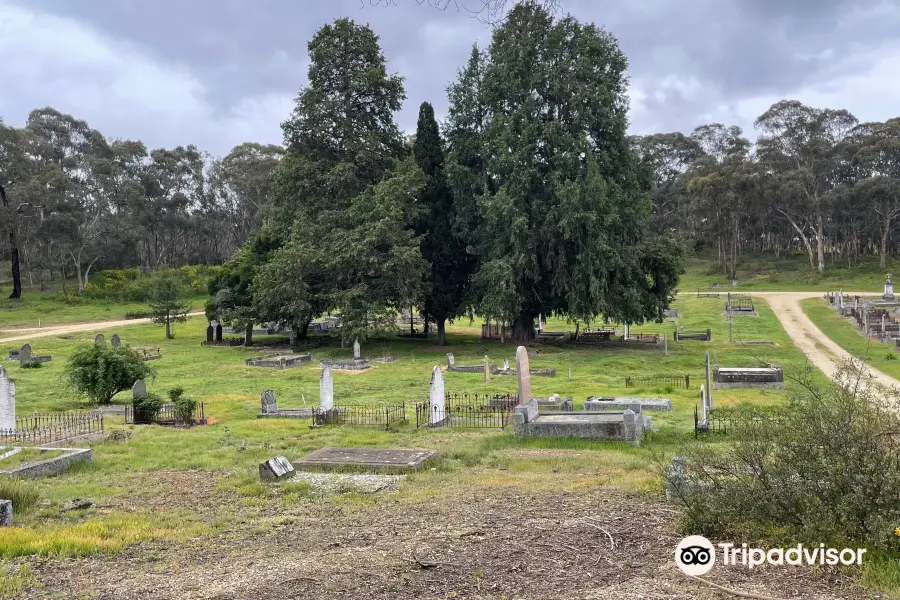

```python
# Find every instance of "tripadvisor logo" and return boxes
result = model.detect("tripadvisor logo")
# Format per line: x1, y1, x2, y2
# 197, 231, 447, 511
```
675, 536, 867, 575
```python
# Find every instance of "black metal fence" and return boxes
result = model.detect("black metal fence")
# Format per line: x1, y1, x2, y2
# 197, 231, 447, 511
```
625, 374, 690, 389
125, 403, 206, 427
0, 411, 104, 446
697, 288, 720, 298
415, 392, 518, 429
312, 402, 407, 429
694, 405, 787, 437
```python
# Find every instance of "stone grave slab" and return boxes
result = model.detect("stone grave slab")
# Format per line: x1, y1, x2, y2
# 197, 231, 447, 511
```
295, 447, 439, 472
259, 456, 295, 481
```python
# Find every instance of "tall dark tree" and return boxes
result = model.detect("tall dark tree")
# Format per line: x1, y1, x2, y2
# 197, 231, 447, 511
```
413, 102, 470, 345
449, 1, 680, 341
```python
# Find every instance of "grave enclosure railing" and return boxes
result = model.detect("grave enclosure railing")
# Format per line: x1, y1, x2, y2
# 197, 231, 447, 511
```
694, 405, 787, 437
625, 374, 690, 389
0, 411, 104, 446
126, 403, 206, 427
312, 402, 407, 429
415, 392, 519, 429
697, 289, 721, 298
674, 329, 711, 342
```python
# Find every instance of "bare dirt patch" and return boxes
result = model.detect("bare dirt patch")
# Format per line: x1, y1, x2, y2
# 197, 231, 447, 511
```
25, 480, 866, 599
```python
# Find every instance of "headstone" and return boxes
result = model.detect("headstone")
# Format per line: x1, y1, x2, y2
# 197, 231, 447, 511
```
320, 366, 334, 412
111, 334, 121, 348
0, 500, 11, 526
430, 365, 445, 425
885, 274, 895, 300
446, 353, 455, 368
484, 355, 490, 382
704, 352, 713, 411
353, 339, 361, 360
94, 334, 105, 345
0, 366, 15, 431
18, 344, 31, 367
215, 323, 223, 343
700, 385, 708, 422
260, 390, 278, 415
206, 324, 214, 344
259, 456, 295, 481
664, 337, 669, 357
132, 379, 147, 399
515, 346, 532, 404
503, 359, 510, 371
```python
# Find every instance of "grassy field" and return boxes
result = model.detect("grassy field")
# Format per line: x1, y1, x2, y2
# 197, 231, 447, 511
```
681, 253, 894, 292
0, 296, 890, 598
800, 298, 900, 379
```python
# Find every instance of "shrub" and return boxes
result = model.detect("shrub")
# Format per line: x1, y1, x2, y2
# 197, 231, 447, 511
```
123, 311, 151, 320
669, 361, 900, 553
0, 479, 40, 515
886, 352, 897, 361
65, 344, 154, 404
132, 392, 164, 423
168, 386, 198, 424
21, 362, 42, 369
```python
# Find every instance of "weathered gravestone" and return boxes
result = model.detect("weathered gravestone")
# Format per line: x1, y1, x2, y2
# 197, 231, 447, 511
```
704, 352, 713, 410
515, 346, 531, 404
503, 359, 510, 371
353, 339, 361, 360
215, 323, 223, 343
260, 390, 278, 415
484, 355, 490, 382
18, 344, 31, 368
0, 366, 15, 431
111, 334, 121, 348
446, 353, 455, 368
0, 500, 12, 526
259, 456, 295, 481
132, 379, 148, 399
320, 366, 334, 412
206, 324, 214, 344
94, 334, 105, 345
430, 365, 445, 426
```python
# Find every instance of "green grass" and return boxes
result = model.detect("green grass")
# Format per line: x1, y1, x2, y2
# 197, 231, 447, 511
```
0, 448, 65, 469
800, 298, 900, 380
681, 253, 892, 292
0, 479, 40, 515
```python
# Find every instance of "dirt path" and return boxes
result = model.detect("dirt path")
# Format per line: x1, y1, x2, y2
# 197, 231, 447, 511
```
0, 310, 205, 343
757, 291, 900, 389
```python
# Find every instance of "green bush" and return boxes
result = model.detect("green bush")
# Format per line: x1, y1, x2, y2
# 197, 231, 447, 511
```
168, 387, 198, 424
84, 266, 216, 302
123, 311, 151, 320
0, 479, 40, 515
670, 361, 900, 554
65, 344, 155, 404
132, 392, 164, 422
21, 362, 42, 369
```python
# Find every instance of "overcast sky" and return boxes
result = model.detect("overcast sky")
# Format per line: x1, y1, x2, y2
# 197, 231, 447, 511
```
2, 0, 899, 156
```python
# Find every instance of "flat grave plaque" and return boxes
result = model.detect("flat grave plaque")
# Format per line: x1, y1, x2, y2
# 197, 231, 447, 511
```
295, 447, 439, 472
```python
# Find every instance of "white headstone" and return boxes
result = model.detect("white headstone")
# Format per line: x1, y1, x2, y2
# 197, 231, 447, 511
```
515, 346, 532, 404
429, 365, 445, 425
132, 379, 147, 399
259, 456, 295, 481
704, 352, 713, 411
446, 352, 455, 367
353, 339, 361, 360
886, 275, 894, 299
503, 359, 510, 371
320, 366, 334, 412
0, 366, 16, 431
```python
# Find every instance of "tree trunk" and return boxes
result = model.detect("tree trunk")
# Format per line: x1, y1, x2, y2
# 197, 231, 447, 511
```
410, 306, 414, 335
816, 213, 825, 274
165, 316, 172, 339
437, 318, 447, 346
881, 220, 891, 270
300, 317, 311, 339
245, 322, 254, 346
510, 314, 536, 342
0, 185, 22, 300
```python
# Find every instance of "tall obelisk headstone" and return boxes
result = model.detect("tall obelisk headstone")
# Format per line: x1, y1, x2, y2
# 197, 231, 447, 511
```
0, 366, 16, 431
515, 346, 531, 404
430, 365, 445, 426
320, 366, 334, 413
705, 351, 713, 410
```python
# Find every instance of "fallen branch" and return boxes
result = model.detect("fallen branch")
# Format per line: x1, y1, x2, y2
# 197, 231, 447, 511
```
689, 575, 788, 600
584, 519, 616, 550
403, 546, 458, 569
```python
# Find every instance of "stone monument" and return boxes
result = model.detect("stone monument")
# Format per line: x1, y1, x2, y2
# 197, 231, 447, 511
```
18, 344, 31, 367
0, 366, 15, 431
515, 346, 532, 404
111, 334, 121, 348
430, 365, 445, 426
320, 366, 334, 412
206, 324, 214, 344
353, 339, 361, 360
260, 390, 278, 415
885, 274, 895, 301
132, 379, 147, 399
94, 334, 105, 345
259, 456, 295, 481
215, 322, 223, 343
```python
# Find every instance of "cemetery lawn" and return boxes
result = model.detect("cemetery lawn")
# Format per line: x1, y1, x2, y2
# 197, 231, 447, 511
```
0, 297, 886, 599
800, 298, 900, 380
681, 253, 891, 292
